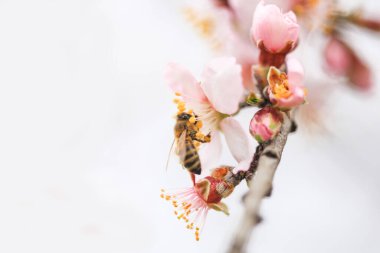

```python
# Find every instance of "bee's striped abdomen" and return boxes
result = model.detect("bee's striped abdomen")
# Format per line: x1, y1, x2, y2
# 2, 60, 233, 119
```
183, 139, 201, 175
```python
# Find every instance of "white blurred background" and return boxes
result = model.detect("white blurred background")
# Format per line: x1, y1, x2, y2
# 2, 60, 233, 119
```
0, 0, 379, 252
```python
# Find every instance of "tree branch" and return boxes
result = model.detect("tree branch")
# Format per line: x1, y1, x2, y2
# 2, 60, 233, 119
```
227, 112, 292, 253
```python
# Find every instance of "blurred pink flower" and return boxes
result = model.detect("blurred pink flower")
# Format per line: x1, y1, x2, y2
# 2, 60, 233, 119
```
250, 107, 283, 143
185, 1, 258, 91
165, 57, 252, 171
251, 1, 299, 53
324, 37, 372, 91
267, 60, 306, 110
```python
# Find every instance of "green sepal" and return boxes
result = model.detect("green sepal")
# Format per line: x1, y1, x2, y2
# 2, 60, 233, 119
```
208, 202, 229, 215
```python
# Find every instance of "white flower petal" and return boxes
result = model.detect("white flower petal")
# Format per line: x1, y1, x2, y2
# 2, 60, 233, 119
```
220, 117, 251, 163
164, 63, 206, 103
286, 56, 304, 86
200, 57, 244, 115
199, 131, 222, 174
234, 158, 252, 173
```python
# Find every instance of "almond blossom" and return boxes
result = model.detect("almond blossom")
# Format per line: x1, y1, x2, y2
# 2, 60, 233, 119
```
161, 0, 380, 248
267, 58, 307, 110
160, 168, 236, 240
164, 57, 252, 171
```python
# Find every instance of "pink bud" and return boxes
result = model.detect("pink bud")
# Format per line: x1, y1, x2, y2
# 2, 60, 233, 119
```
349, 60, 372, 91
324, 38, 352, 76
324, 37, 372, 91
267, 67, 306, 110
250, 1, 299, 53
250, 107, 283, 143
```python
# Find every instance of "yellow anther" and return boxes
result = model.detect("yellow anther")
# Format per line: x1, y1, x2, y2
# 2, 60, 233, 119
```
196, 121, 203, 129
189, 116, 196, 124
195, 18, 214, 38
173, 98, 180, 104
165, 196, 171, 201
160, 194, 164, 198
177, 102, 186, 112
175, 92, 181, 96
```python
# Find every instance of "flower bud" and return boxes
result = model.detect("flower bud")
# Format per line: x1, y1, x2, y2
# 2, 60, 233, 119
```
250, 1, 299, 54
324, 37, 372, 91
249, 107, 283, 143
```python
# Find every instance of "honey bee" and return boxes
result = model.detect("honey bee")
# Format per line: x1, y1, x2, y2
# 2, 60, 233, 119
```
173, 112, 210, 175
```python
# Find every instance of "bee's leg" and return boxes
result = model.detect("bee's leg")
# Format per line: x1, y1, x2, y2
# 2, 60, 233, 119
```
189, 172, 196, 185
192, 137, 211, 143
189, 130, 211, 143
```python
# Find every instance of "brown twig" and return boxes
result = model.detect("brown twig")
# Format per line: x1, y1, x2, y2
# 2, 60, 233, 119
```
227, 112, 292, 253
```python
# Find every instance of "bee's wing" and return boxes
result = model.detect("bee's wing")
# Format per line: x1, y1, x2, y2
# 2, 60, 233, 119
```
176, 130, 187, 166
165, 130, 187, 172
165, 138, 176, 172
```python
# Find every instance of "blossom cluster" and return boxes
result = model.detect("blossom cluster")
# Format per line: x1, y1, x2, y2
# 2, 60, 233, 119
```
186, 0, 379, 92
162, 1, 308, 240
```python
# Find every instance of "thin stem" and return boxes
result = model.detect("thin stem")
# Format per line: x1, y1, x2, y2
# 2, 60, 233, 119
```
227, 112, 292, 253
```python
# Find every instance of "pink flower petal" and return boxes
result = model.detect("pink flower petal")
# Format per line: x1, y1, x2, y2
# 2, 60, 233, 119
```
220, 117, 251, 163
200, 57, 244, 115
199, 131, 222, 174
252, 124, 273, 142
164, 63, 207, 103
286, 56, 304, 86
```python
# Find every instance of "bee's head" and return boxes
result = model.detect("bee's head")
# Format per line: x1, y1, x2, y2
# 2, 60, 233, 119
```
177, 112, 191, 120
